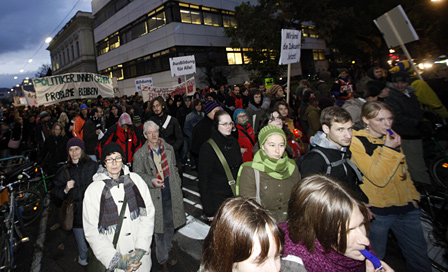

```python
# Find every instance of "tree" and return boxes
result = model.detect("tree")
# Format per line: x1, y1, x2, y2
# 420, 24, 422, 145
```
35, 64, 52, 78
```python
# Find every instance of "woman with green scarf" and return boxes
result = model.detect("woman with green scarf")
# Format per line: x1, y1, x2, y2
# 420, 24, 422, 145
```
237, 125, 300, 223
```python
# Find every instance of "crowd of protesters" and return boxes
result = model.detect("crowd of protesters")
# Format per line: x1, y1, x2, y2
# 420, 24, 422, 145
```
1, 60, 447, 271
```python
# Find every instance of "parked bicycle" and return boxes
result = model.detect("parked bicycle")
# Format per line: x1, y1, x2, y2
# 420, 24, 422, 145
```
0, 175, 42, 271
423, 123, 448, 188
415, 182, 448, 271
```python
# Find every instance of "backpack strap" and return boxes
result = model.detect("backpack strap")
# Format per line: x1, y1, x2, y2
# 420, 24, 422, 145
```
207, 138, 236, 195
237, 126, 255, 146
254, 168, 261, 205
162, 115, 172, 130
309, 148, 332, 175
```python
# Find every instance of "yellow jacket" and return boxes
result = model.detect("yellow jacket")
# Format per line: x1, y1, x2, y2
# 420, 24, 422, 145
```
411, 79, 448, 118
350, 129, 420, 208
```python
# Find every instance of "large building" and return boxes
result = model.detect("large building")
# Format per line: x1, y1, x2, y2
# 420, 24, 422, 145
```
47, 11, 97, 75
91, 0, 328, 96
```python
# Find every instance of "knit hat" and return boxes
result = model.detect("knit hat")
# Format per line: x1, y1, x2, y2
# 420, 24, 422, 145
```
204, 100, 220, 115
118, 113, 132, 127
66, 137, 85, 153
80, 104, 88, 110
133, 115, 142, 124
390, 71, 410, 83
39, 111, 49, 118
266, 84, 283, 98
233, 108, 246, 123
258, 125, 286, 146
101, 142, 125, 164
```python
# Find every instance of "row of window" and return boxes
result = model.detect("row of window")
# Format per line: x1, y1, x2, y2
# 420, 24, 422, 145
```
94, 0, 134, 27
99, 46, 252, 80
96, 2, 237, 57
53, 42, 80, 71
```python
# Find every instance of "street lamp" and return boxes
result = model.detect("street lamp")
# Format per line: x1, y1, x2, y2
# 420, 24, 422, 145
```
45, 37, 52, 43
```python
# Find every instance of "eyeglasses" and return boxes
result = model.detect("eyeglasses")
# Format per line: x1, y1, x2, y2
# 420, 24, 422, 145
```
105, 157, 123, 164
219, 122, 234, 127
237, 114, 247, 118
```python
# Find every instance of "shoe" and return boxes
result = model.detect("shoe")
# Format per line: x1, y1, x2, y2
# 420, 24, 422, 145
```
78, 256, 88, 266
161, 263, 170, 272
168, 251, 178, 266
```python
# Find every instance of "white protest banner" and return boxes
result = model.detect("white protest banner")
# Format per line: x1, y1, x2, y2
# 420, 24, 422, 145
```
13, 97, 27, 107
279, 29, 301, 65
22, 90, 38, 107
141, 77, 196, 102
135, 77, 153, 92
32, 72, 115, 105
170, 55, 196, 77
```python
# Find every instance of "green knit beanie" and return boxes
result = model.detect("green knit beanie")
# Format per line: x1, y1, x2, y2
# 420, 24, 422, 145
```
258, 125, 287, 146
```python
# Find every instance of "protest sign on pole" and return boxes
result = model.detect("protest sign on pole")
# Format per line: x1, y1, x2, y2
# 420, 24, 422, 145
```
169, 55, 196, 77
32, 72, 116, 105
135, 77, 153, 92
141, 77, 196, 102
374, 5, 422, 80
22, 89, 38, 107
279, 29, 301, 103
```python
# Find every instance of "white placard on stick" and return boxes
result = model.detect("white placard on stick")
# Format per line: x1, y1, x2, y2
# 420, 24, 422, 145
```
170, 55, 196, 77
279, 29, 301, 65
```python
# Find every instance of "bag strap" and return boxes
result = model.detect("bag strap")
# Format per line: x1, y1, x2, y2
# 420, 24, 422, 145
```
162, 115, 172, 130
253, 168, 261, 205
64, 164, 73, 201
207, 138, 236, 195
237, 126, 255, 146
310, 149, 332, 175
112, 195, 128, 248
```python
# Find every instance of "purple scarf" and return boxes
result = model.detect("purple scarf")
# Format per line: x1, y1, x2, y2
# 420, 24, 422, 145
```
280, 222, 366, 272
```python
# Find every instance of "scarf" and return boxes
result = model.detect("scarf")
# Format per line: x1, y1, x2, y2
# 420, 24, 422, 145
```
238, 149, 296, 180
280, 222, 366, 272
98, 167, 146, 234
148, 139, 170, 180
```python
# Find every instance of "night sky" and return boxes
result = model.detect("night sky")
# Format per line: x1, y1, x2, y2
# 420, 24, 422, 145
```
0, 0, 92, 88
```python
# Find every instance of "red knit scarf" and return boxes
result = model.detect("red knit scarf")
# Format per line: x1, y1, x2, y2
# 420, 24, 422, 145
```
148, 139, 170, 180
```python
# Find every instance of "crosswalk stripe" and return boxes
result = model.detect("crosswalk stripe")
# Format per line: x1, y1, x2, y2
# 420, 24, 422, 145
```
182, 187, 201, 197
182, 173, 197, 180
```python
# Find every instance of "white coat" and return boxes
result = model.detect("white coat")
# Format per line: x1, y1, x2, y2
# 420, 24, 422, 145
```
83, 165, 155, 271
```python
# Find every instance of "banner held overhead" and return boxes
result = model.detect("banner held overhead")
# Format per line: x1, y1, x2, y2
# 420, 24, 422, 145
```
33, 72, 116, 105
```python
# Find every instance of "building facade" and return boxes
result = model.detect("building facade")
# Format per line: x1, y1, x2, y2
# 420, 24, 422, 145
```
92, 0, 328, 96
47, 11, 97, 75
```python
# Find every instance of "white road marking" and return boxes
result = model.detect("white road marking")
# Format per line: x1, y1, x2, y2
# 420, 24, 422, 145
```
182, 187, 201, 197
182, 173, 197, 180
178, 215, 210, 240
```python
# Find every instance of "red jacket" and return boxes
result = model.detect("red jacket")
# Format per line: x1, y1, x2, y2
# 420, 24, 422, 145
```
236, 123, 255, 162
231, 93, 243, 109
96, 123, 142, 163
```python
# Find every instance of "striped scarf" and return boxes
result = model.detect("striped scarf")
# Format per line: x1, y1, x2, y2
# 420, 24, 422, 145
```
98, 170, 146, 234
148, 139, 170, 180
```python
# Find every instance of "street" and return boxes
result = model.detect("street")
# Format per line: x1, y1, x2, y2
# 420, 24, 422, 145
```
14, 167, 411, 272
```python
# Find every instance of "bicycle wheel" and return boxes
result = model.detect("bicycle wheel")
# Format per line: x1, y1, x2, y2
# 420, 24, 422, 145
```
16, 190, 44, 227
430, 156, 448, 189
421, 209, 448, 271
0, 234, 11, 271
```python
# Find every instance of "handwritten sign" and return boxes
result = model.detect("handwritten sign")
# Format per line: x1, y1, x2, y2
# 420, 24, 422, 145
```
279, 29, 301, 65
169, 55, 196, 77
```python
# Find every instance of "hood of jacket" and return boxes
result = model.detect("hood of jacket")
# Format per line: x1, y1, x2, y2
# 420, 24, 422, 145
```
309, 131, 348, 152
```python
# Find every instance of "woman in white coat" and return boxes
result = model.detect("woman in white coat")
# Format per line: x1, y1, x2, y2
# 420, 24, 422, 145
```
83, 143, 155, 271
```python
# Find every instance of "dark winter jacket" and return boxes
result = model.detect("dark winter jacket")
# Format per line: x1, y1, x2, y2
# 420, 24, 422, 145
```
150, 113, 183, 153
198, 129, 243, 217
384, 84, 423, 139
190, 116, 213, 157
41, 135, 69, 175
300, 131, 368, 202
83, 117, 101, 156
51, 159, 98, 228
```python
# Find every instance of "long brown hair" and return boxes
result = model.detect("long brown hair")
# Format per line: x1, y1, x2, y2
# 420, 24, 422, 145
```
200, 197, 284, 272
287, 174, 369, 255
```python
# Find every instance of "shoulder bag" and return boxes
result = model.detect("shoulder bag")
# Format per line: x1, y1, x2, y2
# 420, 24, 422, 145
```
207, 138, 236, 195
59, 165, 74, 231
87, 195, 128, 272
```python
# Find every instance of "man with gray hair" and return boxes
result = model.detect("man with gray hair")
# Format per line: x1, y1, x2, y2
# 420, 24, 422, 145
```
133, 121, 186, 272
